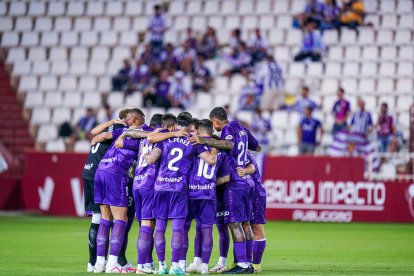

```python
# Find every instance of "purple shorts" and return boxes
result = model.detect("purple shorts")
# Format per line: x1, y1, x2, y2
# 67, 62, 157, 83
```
186, 199, 216, 225
133, 189, 154, 221
94, 170, 129, 207
215, 186, 228, 225
250, 195, 266, 225
224, 188, 251, 223
248, 186, 256, 221
153, 191, 187, 219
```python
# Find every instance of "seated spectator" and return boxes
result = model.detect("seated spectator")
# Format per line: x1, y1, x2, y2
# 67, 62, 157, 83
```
249, 108, 272, 153
340, 0, 365, 29
350, 98, 373, 137
143, 70, 171, 108
332, 87, 351, 134
285, 85, 320, 115
111, 59, 132, 91
192, 54, 212, 92
320, 0, 341, 32
168, 71, 192, 109
177, 40, 197, 74
249, 28, 268, 63
183, 27, 198, 50
293, 0, 325, 29
71, 107, 98, 144
239, 79, 261, 111
223, 42, 252, 78
256, 55, 284, 114
297, 106, 323, 155
128, 60, 152, 94
160, 43, 180, 73
198, 27, 218, 59
294, 21, 324, 62
375, 102, 396, 153
229, 28, 245, 49
140, 44, 156, 68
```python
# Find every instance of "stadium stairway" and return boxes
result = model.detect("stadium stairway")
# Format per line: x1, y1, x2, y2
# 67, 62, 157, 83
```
0, 61, 34, 168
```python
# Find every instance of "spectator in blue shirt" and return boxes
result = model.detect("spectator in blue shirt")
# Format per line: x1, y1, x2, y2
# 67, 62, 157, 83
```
297, 106, 323, 154
320, 0, 341, 32
294, 21, 324, 62
286, 86, 321, 115
111, 59, 132, 91
350, 98, 373, 137
293, 0, 325, 29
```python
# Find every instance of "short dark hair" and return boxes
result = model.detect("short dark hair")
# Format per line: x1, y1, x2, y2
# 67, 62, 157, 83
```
154, 5, 161, 11
209, 107, 228, 121
190, 118, 200, 129
338, 87, 345, 94
302, 85, 309, 92
178, 111, 192, 119
197, 119, 213, 135
176, 113, 192, 127
129, 108, 145, 118
150, 113, 163, 127
161, 113, 176, 128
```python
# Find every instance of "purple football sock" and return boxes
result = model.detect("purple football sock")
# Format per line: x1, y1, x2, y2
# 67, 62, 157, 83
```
96, 219, 112, 257
246, 240, 254, 263
137, 225, 153, 265
155, 219, 167, 262
201, 224, 213, 264
180, 221, 191, 260
118, 218, 133, 266
171, 218, 185, 263
217, 224, 230, 258
109, 220, 127, 257
148, 231, 154, 263
252, 240, 266, 264
233, 242, 247, 263
194, 223, 202, 258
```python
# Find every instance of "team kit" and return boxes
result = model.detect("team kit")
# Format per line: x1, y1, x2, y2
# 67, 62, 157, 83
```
81, 106, 267, 274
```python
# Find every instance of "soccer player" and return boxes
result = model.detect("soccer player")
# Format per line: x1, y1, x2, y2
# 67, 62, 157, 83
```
189, 107, 261, 274
82, 111, 129, 272
181, 119, 230, 274
92, 108, 148, 273
143, 114, 217, 275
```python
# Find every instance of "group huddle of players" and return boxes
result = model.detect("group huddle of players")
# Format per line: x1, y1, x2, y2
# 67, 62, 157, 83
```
81, 106, 267, 274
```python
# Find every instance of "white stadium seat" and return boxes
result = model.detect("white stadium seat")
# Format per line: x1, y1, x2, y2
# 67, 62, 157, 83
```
28, 2, 45, 16
376, 30, 393, 45
39, 76, 57, 91
362, 46, 379, 61
45, 93, 63, 108
19, 76, 38, 92
48, 2, 65, 16
31, 107, 51, 124
63, 92, 82, 108
21, 32, 39, 47
106, 1, 123, 16
380, 46, 397, 61
324, 63, 342, 78
7, 48, 26, 63
379, 1, 396, 13
125, 1, 143, 16
358, 79, 375, 94
343, 63, 359, 77
70, 47, 89, 61
70, 61, 87, 76
381, 15, 398, 29
397, 62, 414, 77
60, 32, 79, 46
396, 96, 414, 112
259, 15, 275, 30
360, 62, 377, 77
358, 28, 375, 45
13, 61, 31, 76
377, 79, 394, 94
187, 1, 202, 14
205, 1, 220, 15
37, 124, 58, 143
1, 32, 19, 47
222, 1, 236, 15
67, 2, 85, 16
51, 107, 71, 124
46, 139, 66, 153
82, 92, 101, 107
59, 76, 78, 91
100, 32, 118, 46
35, 18, 52, 31
399, 46, 414, 60
79, 77, 97, 91
344, 46, 360, 61
169, 0, 185, 15
341, 30, 357, 45
80, 31, 98, 46
28, 48, 46, 61
24, 92, 44, 108
32, 61, 49, 75
74, 140, 92, 153
378, 62, 396, 77
9, 2, 26, 16
74, 17, 92, 32
15, 17, 33, 31
0, 17, 13, 32
395, 30, 412, 45
396, 79, 413, 93
54, 18, 72, 31
399, 14, 414, 28
256, 0, 272, 14
120, 31, 138, 46
328, 47, 343, 61
239, 1, 255, 15
50, 61, 69, 75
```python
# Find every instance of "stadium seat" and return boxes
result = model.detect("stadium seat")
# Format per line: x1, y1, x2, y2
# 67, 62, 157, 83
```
358, 28, 375, 45
125, 93, 143, 107
37, 124, 58, 143
59, 76, 78, 91
72, 107, 86, 124
192, 17, 207, 31
379, 0, 396, 13
364, 95, 377, 111
344, 46, 361, 61
67, 1, 85, 16
74, 17, 92, 32
1, 32, 19, 47
35, 18, 52, 31
0, 17, 13, 32
274, 0, 290, 14
399, 14, 414, 28
289, 63, 305, 78
54, 18, 72, 31
284, 131, 298, 146
174, 16, 190, 31
271, 111, 289, 128
381, 15, 398, 29
94, 18, 111, 32
39, 76, 58, 91
79, 31, 98, 46
51, 107, 71, 124
358, 79, 376, 94
324, 30, 339, 45
9, 2, 26, 16
379, 95, 396, 109
378, 62, 396, 77
364, 0, 378, 13
15, 17, 33, 32
399, 46, 414, 60
208, 16, 223, 31
69, 61, 87, 76
196, 93, 213, 109
0, 2, 6, 16
45, 139, 66, 153
340, 30, 357, 45
125, 1, 143, 16
86, 2, 104, 16
398, 112, 410, 129
380, 46, 397, 61
324, 62, 342, 77
286, 29, 302, 46
396, 95, 414, 112
63, 92, 82, 108
259, 15, 275, 30
187, 1, 202, 14
291, 0, 307, 13
28, 48, 47, 61
397, 62, 414, 77
114, 17, 131, 31
307, 63, 323, 77
343, 63, 359, 77
221, 1, 236, 15
226, 16, 242, 30
256, 0, 271, 14
204, 1, 220, 15
397, 1, 413, 14
230, 76, 247, 94
277, 15, 292, 29
376, 30, 393, 45
82, 92, 101, 107
341, 78, 358, 92
321, 78, 338, 94
395, 30, 412, 45
24, 92, 44, 108
107, 93, 125, 108
365, 14, 380, 27
377, 79, 394, 94
44, 93, 62, 108
47, 2, 65, 16
362, 46, 379, 61
100, 31, 118, 46
106, 1, 123, 16
269, 30, 285, 47
239, 0, 255, 14
21, 32, 40, 47
74, 140, 92, 153
31, 107, 51, 124
70, 47, 89, 61
32, 61, 50, 75
79, 77, 97, 92
7, 48, 26, 63
12, 61, 31, 76
396, 79, 413, 93
60, 32, 79, 46
360, 62, 378, 77
19, 76, 38, 92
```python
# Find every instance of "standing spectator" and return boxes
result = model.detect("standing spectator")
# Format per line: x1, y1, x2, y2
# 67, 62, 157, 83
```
257, 55, 284, 113
332, 87, 351, 134
192, 54, 212, 92
249, 108, 272, 153
168, 71, 192, 109
287, 85, 320, 115
340, 0, 365, 29
297, 106, 323, 155
143, 70, 171, 109
148, 5, 169, 57
350, 98, 373, 137
375, 103, 396, 153
293, 0, 325, 29
320, 0, 341, 32
198, 27, 218, 59
294, 21, 324, 62
111, 59, 132, 91
249, 28, 268, 63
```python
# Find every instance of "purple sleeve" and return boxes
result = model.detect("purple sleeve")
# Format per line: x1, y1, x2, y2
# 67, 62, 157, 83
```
196, 144, 209, 156
154, 141, 164, 151
368, 113, 373, 126
246, 128, 260, 151
122, 137, 140, 150
266, 119, 272, 131
316, 120, 322, 129
221, 127, 235, 144
217, 154, 230, 178
112, 128, 125, 140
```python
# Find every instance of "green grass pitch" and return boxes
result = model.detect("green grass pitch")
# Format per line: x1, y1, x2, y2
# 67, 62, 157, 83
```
0, 215, 413, 275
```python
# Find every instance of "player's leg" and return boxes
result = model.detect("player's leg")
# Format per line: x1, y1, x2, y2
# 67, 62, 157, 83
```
242, 221, 254, 265
87, 212, 101, 272
154, 218, 168, 274
200, 223, 214, 274
95, 204, 113, 272
179, 219, 192, 271
209, 223, 230, 272
105, 205, 128, 273
170, 218, 186, 275
137, 219, 155, 274
252, 224, 266, 273
186, 221, 203, 273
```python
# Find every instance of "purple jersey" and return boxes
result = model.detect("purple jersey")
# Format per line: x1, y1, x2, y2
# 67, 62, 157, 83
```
133, 138, 161, 190
246, 153, 266, 196
97, 127, 140, 176
221, 120, 259, 190
154, 137, 208, 193
188, 147, 229, 200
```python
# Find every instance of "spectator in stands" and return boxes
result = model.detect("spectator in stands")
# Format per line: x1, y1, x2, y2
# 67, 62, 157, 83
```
257, 55, 284, 113
128, 60, 152, 94
140, 44, 156, 68
286, 85, 320, 115
250, 108, 272, 153
293, 0, 325, 29
198, 27, 218, 59
72, 107, 98, 142
320, 0, 341, 32
223, 42, 252, 78
294, 21, 324, 62
249, 28, 268, 63
101, 103, 116, 122
192, 54, 212, 92
332, 87, 351, 134
177, 40, 197, 74
148, 5, 169, 57
239, 78, 261, 111
111, 59, 132, 91
183, 27, 198, 50
143, 70, 171, 108
160, 43, 180, 73
229, 28, 245, 49
350, 98, 373, 137
297, 106, 323, 155
339, 0, 365, 29
168, 71, 192, 109
375, 102, 396, 153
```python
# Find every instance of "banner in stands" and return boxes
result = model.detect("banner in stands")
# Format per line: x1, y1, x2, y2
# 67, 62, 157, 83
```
20, 153, 414, 223
263, 156, 414, 223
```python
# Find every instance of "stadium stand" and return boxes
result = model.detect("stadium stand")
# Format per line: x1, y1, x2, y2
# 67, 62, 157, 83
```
0, 0, 412, 155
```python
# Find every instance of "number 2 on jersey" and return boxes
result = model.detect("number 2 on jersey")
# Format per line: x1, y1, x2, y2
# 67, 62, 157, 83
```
237, 141, 247, 166
168, 148, 183, 171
